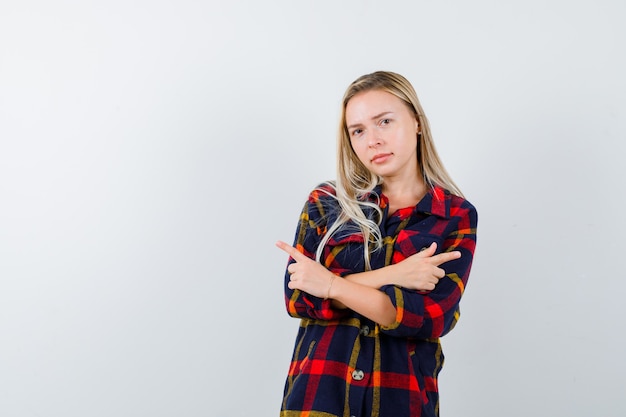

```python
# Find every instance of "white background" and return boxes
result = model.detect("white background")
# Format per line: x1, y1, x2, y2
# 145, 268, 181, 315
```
1, 1, 625, 416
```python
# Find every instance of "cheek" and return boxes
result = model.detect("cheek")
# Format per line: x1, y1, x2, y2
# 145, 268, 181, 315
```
398, 130, 418, 149
350, 141, 368, 163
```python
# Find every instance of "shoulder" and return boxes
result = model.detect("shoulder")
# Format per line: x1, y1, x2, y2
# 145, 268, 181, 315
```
307, 181, 338, 204
449, 192, 476, 213
447, 192, 478, 227
300, 181, 341, 222
429, 185, 477, 223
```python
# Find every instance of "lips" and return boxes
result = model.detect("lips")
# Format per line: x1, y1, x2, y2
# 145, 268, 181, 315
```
371, 153, 392, 164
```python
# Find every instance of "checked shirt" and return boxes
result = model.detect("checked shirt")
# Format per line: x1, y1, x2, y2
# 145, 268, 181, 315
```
281, 182, 477, 417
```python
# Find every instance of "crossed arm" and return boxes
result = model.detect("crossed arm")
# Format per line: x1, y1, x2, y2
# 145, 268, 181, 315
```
276, 240, 460, 327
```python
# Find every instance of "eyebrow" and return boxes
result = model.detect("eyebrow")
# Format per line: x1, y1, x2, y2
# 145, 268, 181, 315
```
347, 111, 394, 130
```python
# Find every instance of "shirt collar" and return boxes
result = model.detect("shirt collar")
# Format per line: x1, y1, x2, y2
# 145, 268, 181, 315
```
369, 183, 451, 219
417, 185, 450, 219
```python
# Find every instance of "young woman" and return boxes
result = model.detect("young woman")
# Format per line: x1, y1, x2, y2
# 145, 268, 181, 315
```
276, 71, 477, 417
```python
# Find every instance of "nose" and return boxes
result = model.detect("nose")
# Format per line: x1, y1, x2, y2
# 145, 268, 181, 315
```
367, 130, 382, 148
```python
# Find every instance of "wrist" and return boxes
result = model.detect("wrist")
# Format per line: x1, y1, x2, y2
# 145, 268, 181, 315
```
324, 273, 338, 300
384, 263, 399, 287
371, 263, 397, 288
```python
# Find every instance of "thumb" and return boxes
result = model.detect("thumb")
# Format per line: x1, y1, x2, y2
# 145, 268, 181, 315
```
416, 242, 437, 258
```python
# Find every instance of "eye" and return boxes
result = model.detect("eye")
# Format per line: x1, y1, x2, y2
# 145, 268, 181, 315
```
380, 118, 391, 125
351, 128, 363, 137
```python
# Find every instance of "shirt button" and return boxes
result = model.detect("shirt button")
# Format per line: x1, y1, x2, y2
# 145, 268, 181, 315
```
360, 325, 370, 336
352, 369, 365, 381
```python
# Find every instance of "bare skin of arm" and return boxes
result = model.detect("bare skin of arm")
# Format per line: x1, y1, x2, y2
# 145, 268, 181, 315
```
276, 241, 460, 326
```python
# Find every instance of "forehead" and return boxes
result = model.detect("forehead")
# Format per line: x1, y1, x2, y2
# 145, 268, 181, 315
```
345, 89, 411, 123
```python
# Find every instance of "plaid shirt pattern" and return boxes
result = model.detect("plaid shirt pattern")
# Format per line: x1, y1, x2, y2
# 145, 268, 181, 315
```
281, 183, 477, 417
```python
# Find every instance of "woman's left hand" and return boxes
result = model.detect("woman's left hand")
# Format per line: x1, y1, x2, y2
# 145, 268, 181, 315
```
276, 240, 336, 299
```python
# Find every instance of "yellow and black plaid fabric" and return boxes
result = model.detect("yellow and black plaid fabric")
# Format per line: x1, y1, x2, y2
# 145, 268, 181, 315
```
281, 183, 477, 417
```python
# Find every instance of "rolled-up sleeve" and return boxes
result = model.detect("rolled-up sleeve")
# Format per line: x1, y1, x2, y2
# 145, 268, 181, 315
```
284, 190, 351, 321
380, 201, 477, 339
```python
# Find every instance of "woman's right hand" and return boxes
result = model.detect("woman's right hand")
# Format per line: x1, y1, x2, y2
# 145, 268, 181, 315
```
388, 242, 461, 291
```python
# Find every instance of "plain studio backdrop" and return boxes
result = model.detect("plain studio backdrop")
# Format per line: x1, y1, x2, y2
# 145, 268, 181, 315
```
1, 1, 624, 416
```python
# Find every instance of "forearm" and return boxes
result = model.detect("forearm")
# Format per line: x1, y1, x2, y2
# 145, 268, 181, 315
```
343, 264, 398, 289
329, 265, 397, 310
328, 277, 396, 326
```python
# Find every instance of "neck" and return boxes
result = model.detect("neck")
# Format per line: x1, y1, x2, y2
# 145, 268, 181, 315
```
381, 175, 427, 213
382, 177, 426, 198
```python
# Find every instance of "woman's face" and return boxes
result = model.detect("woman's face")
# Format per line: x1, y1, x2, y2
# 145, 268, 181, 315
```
345, 89, 419, 182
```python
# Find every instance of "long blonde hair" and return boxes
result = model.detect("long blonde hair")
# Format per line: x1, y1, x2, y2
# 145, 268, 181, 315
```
316, 71, 463, 269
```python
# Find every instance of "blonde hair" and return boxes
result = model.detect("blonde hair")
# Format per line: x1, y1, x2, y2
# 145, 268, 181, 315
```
316, 71, 463, 269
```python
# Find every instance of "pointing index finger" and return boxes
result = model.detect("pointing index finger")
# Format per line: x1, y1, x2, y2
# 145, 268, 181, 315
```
429, 250, 461, 266
275, 240, 307, 262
